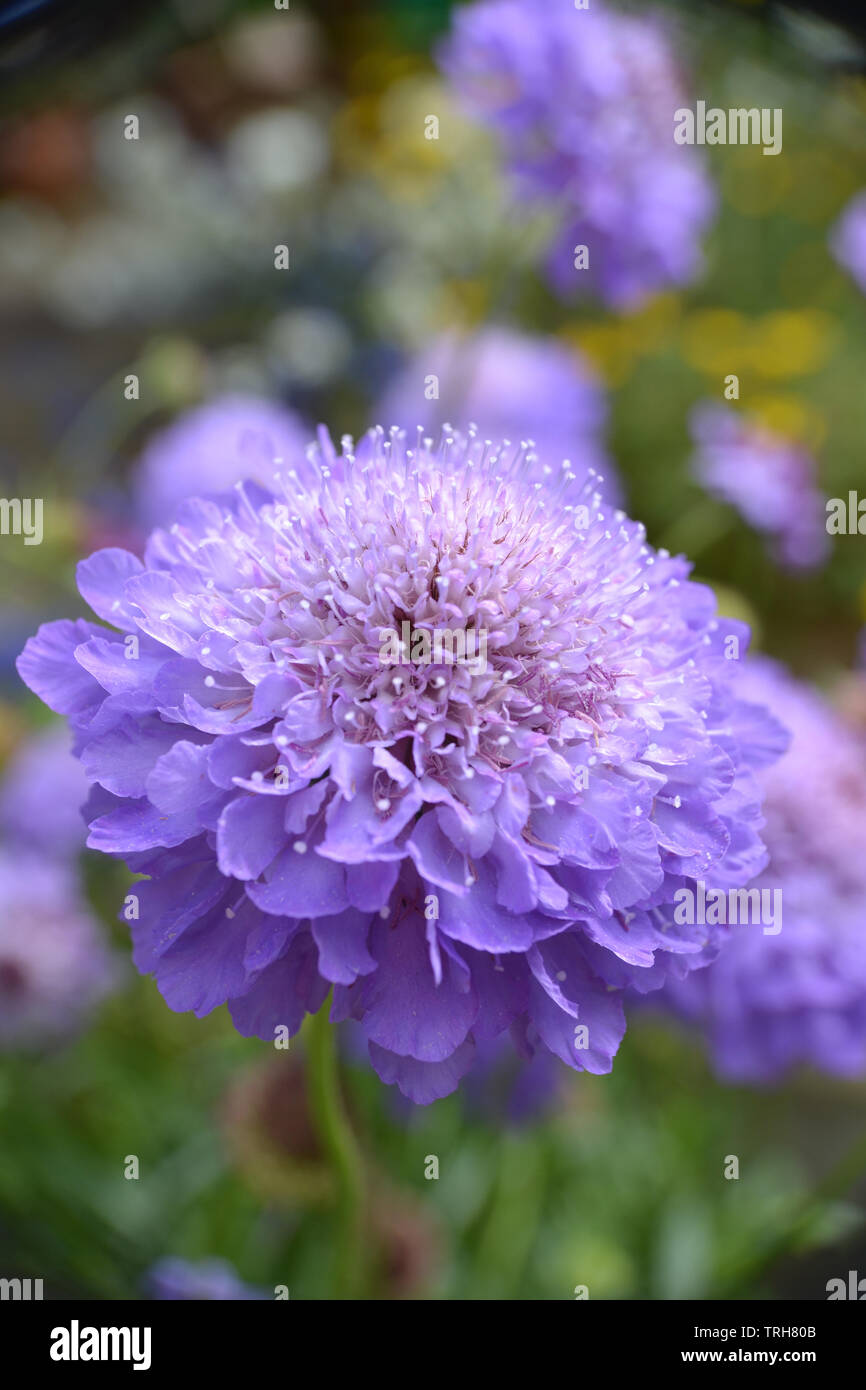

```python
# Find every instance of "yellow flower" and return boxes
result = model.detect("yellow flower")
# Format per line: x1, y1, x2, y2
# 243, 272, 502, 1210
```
748, 393, 826, 450
749, 310, 836, 378
680, 310, 748, 376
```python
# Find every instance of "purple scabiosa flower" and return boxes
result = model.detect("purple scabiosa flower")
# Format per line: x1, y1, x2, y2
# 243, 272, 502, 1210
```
0, 852, 116, 1047
18, 425, 783, 1103
830, 191, 866, 294
147, 1257, 267, 1301
660, 658, 866, 1082
377, 327, 619, 504
0, 725, 89, 857
439, 0, 715, 308
134, 395, 309, 529
690, 404, 828, 570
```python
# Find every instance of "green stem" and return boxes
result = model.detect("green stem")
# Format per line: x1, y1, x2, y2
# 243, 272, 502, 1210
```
306, 1000, 366, 1299
473, 1132, 546, 1299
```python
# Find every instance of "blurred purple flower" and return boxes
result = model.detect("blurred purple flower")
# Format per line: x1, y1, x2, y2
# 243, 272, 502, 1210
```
378, 327, 619, 503
134, 395, 309, 529
690, 404, 828, 570
147, 1257, 268, 1301
830, 191, 866, 294
660, 658, 866, 1082
0, 725, 88, 857
364, 1021, 563, 1124
439, 0, 715, 308
0, 852, 117, 1048
463, 1030, 563, 1125
19, 423, 783, 1103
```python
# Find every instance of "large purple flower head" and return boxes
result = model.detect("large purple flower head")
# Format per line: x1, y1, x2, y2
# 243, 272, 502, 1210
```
690, 404, 828, 570
830, 191, 866, 294
0, 852, 117, 1047
439, 0, 715, 308
660, 658, 866, 1083
0, 725, 89, 858
135, 395, 309, 529
378, 327, 619, 503
18, 424, 783, 1102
